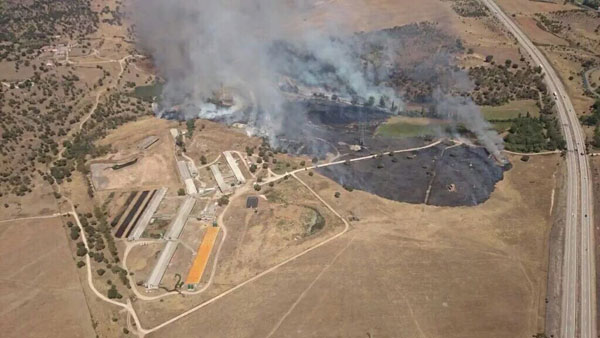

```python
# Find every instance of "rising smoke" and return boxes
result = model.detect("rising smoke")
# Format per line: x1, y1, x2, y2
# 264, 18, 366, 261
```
133, 0, 502, 155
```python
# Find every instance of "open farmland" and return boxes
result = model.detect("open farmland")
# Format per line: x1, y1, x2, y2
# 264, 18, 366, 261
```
481, 99, 540, 123
0, 216, 96, 338
0, 0, 585, 336
147, 153, 559, 338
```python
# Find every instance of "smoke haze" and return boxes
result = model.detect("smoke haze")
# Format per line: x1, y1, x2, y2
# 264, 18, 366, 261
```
133, 0, 502, 154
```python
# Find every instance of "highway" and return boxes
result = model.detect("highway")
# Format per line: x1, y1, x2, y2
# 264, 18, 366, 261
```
480, 1, 596, 337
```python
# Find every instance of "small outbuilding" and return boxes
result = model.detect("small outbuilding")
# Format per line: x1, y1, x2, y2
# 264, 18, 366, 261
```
246, 196, 259, 209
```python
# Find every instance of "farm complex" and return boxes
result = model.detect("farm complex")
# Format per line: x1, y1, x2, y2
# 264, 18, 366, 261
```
1, 0, 598, 337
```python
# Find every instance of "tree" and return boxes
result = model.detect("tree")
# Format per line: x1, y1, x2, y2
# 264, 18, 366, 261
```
379, 96, 386, 108
334, 192, 341, 198
76, 261, 85, 268
107, 285, 121, 299
97, 269, 106, 276
76, 247, 88, 257
200, 155, 207, 165
186, 119, 196, 137
70, 227, 80, 240
485, 55, 493, 63
594, 124, 600, 148
254, 184, 261, 191
217, 195, 229, 206
177, 188, 185, 196
249, 164, 257, 173
366, 96, 375, 106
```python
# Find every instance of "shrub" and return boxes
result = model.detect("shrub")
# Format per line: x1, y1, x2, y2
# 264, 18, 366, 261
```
70, 227, 80, 240
76, 247, 88, 257
217, 195, 229, 206
334, 192, 341, 198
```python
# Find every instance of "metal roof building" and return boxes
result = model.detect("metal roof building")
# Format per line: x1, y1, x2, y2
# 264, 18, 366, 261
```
128, 187, 168, 241
164, 196, 196, 240
145, 241, 178, 289
246, 196, 259, 209
224, 151, 246, 184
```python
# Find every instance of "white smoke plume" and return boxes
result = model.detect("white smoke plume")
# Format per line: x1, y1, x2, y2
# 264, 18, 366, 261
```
133, 0, 503, 156
132, 0, 403, 135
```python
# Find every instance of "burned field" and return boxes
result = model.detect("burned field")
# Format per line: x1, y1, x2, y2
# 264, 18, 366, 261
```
318, 144, 506, 206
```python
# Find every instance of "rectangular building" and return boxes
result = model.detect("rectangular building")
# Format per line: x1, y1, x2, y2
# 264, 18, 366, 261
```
137, 135, 159, 150
184, 178, 197, 195
210, 164, 231, 194
128, 187, 168, 241
169, 128, 180, 141
164, 196, 196, 240
145, 241, 178, 289
185, 227, 220, 287
224, 151, 246, 183
177, 161, 191, 181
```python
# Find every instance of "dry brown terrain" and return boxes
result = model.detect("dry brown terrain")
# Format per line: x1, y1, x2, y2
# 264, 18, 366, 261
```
1, 1, 580, 337
93, 117, 182, 192
185, 120, 262, 165
495, 0, 577, 15
142, 153, 558, 338
494, 0, 599, 125
0, 216, 96, 338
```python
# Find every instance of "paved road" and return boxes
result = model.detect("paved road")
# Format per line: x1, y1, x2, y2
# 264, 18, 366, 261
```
481, 1, 596, 337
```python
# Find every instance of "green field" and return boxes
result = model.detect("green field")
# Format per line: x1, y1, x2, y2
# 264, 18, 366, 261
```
375, 118, 439, 138
132, 82, 164, 102
481, 99, 540, 121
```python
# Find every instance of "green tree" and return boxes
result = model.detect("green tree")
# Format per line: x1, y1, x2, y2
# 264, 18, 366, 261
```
76, 247, 88, 257
366, 96, 375, 107
593, 124, 600, 148
186, 119, 196, 137
217, 195, 229, 206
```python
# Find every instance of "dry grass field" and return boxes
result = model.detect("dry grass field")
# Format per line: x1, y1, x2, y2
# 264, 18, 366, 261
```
0, 183, 58, 221
93, 117, 182, 192
495, 0, 577, 15
145, 153, 559, 338
0, 216, 96, 338
185, 120, 262, 166
514, 16, 568, 46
